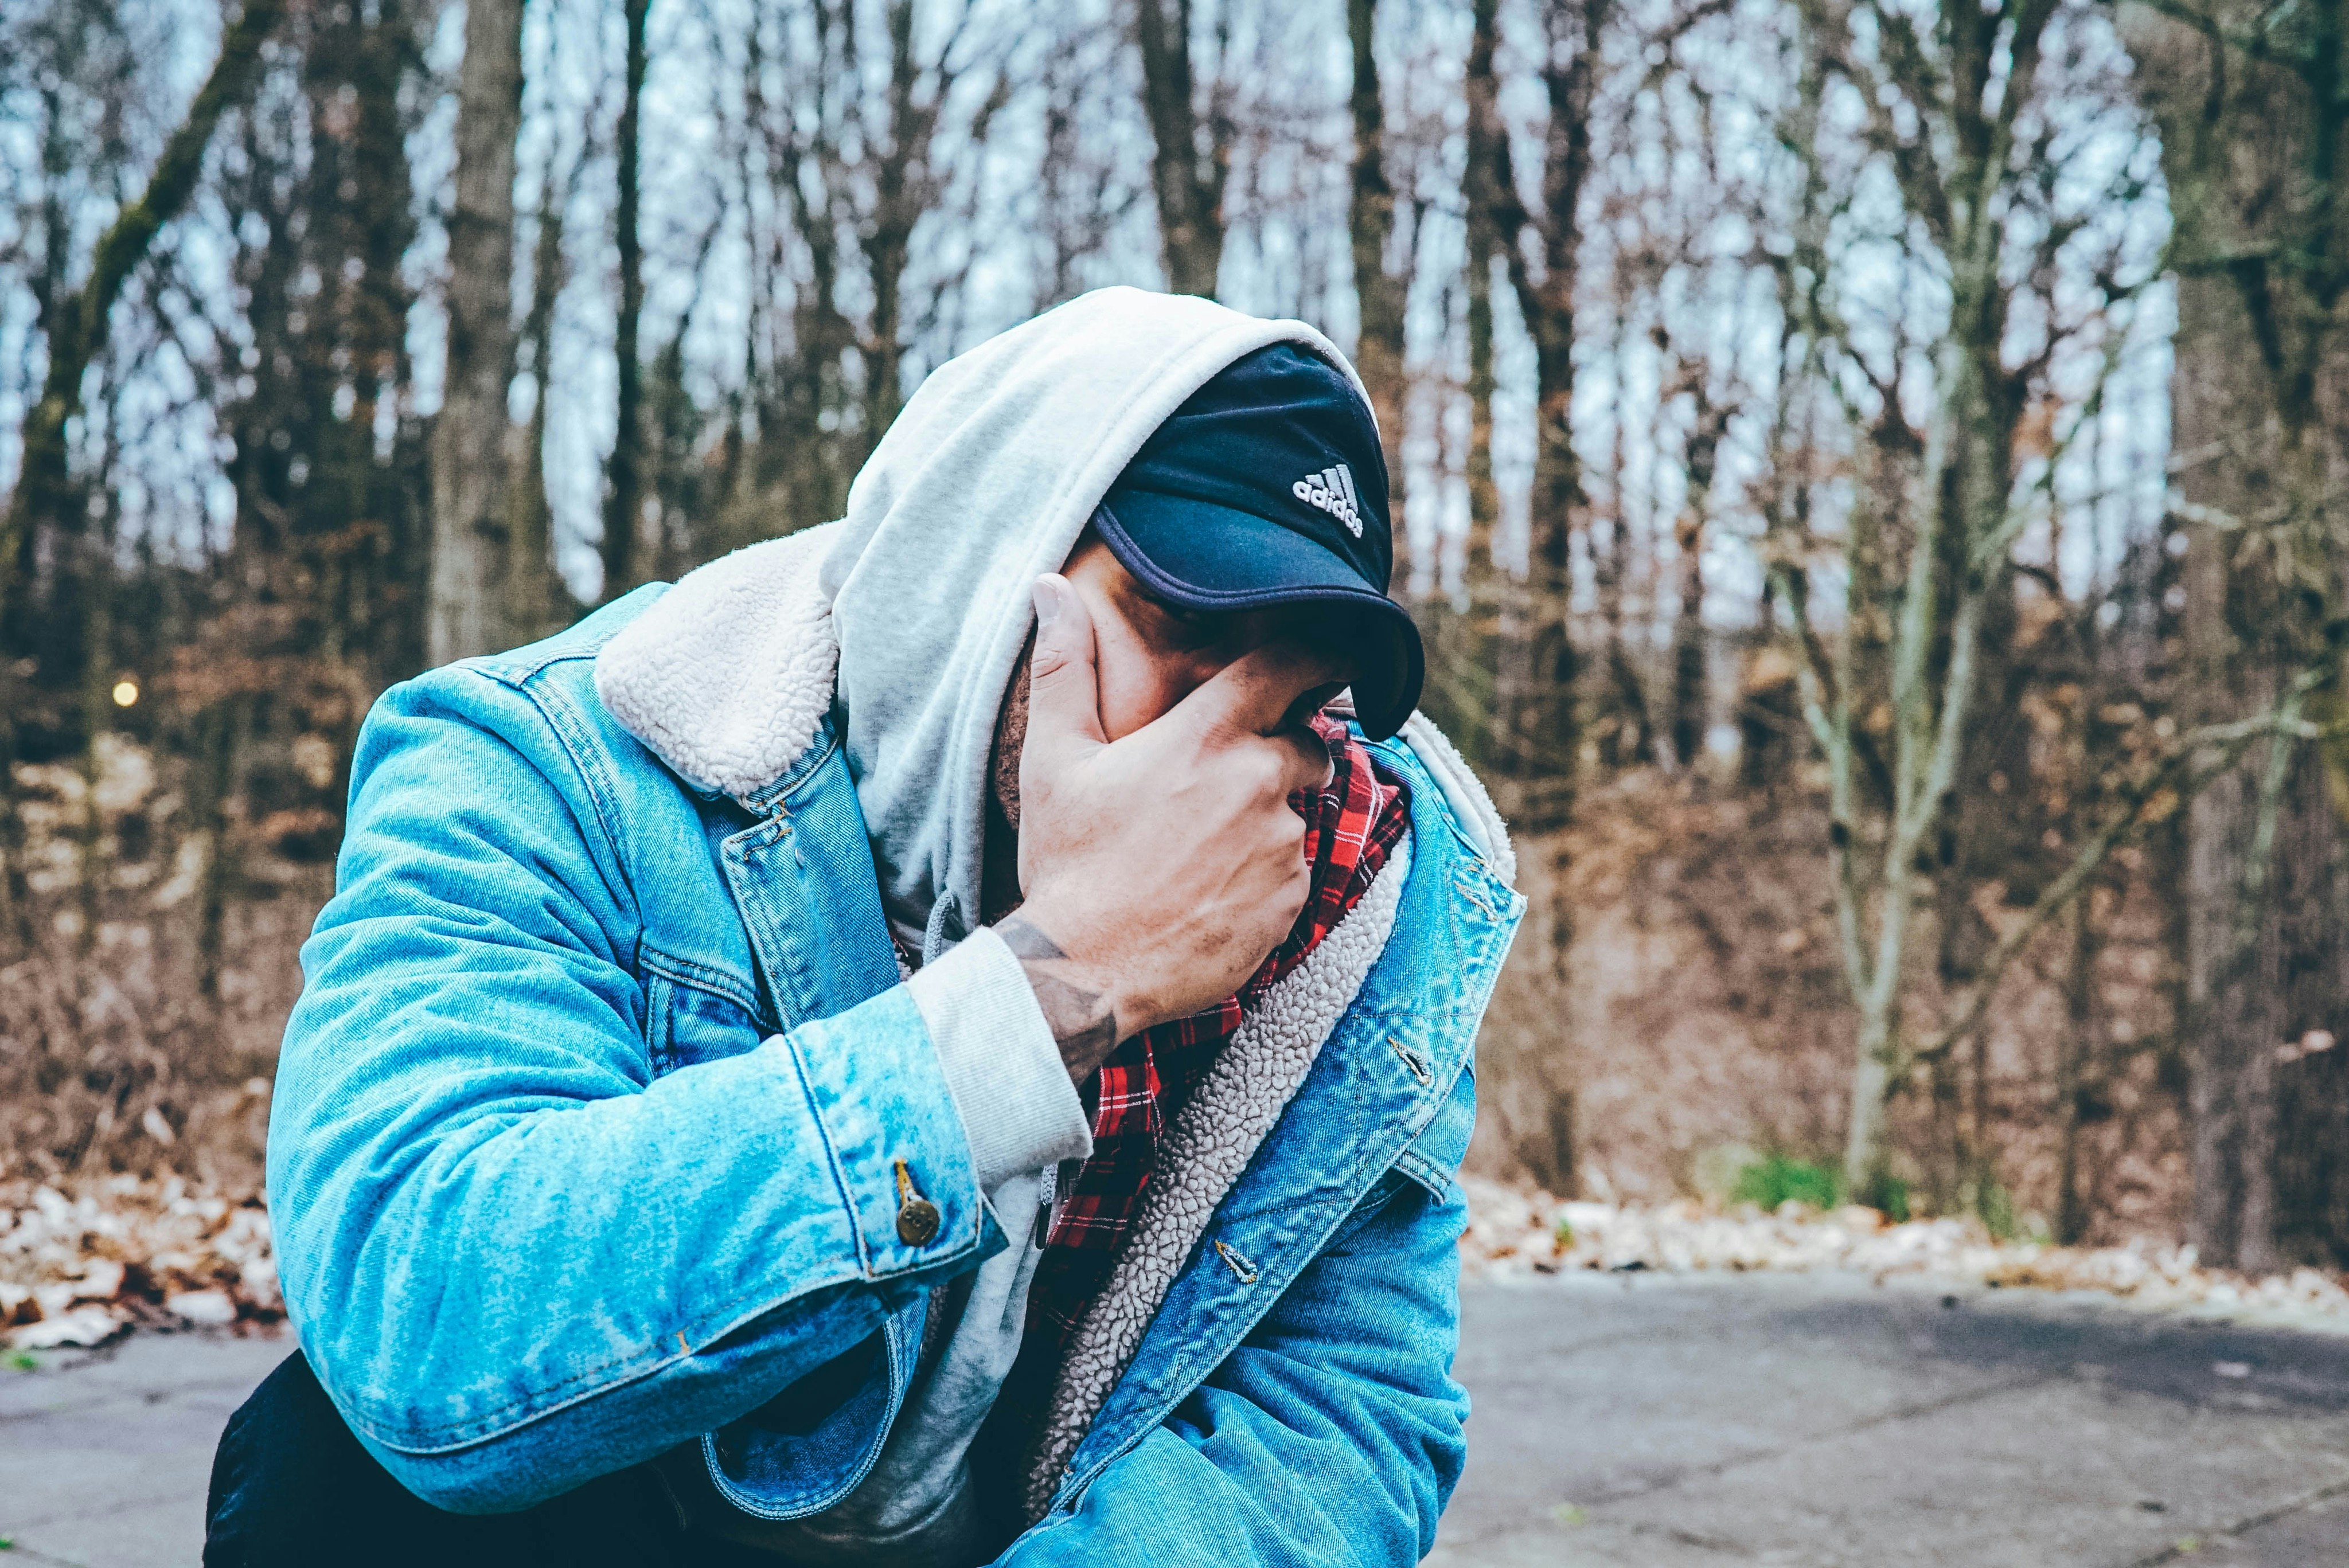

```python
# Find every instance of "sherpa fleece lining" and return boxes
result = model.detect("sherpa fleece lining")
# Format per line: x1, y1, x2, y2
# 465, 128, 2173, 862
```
1018, 830, 1413, 1520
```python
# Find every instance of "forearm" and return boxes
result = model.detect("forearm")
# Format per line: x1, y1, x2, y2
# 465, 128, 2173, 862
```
276, 979, 998, 1507
357, 1275, 907, 1514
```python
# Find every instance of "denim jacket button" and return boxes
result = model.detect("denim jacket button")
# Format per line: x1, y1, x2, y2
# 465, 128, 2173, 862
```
892, 1158, 941, 1245
896, 1195, 941, 1245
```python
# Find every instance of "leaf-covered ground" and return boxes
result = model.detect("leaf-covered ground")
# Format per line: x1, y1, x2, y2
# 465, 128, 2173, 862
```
2, 1179, 279, 1350
1460, 1175, 2349, 1325
11, 1173, 2348, 1352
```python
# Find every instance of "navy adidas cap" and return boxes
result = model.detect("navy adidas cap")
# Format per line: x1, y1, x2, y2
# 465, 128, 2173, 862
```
1094, 342, 1425, 740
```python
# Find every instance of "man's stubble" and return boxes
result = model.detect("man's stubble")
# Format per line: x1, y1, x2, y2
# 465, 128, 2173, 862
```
980, 638, 1033, 925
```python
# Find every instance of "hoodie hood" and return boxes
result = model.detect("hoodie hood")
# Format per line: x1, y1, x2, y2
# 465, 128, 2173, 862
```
817, 287, 1371, 960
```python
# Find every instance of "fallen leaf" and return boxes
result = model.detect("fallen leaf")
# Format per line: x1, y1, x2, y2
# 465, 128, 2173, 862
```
7, 1305, 123, 1350
71, 1259, 124, 1302
166, 1289, 237, 1326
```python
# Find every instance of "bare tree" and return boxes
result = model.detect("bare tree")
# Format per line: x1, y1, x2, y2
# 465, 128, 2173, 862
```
1032, 17, 1144, 308
601, 0, 653, 602
1134, 0, 1230, 296
0, 0, 284, 647
1666, 360, 1727, 771
1439, 0, 1610, 1195
511, 105, 588, 642
1766, 0, 2198, 1195
686, 0, 1009, 553
428, 0, 527, 664
1461, 0, 1508, 593
1482, 0, 1606, 812
2126, 0, 2349, 1269
1348, 0, 1408, 500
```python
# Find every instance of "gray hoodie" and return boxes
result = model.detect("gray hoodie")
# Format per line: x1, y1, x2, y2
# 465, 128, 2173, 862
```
684, 289, 1378, 1562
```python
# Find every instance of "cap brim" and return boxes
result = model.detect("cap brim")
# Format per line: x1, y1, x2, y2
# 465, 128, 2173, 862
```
1094, 492, 1424, 741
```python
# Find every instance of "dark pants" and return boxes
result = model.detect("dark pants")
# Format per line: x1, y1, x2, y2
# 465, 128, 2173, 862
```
204, 1351, 774, 1567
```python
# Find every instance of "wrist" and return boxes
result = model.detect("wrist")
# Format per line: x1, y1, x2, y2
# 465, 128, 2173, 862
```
995, 906, 1129, 1079
1008, 894, 1142, 1028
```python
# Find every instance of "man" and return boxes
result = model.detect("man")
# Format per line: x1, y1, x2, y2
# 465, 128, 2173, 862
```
206, 287, 1523, 1565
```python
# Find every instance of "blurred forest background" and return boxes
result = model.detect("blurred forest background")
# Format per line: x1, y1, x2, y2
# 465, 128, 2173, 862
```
3, 0, 2348, 1275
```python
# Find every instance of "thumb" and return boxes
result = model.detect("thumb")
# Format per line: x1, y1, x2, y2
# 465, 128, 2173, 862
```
1021, 574, 1108, 761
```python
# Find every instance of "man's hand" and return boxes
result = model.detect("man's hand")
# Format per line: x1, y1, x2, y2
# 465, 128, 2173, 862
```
1002, 573, 1337, 1081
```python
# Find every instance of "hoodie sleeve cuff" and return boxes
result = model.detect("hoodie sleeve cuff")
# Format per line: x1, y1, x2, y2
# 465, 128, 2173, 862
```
907, 926, 1094, 1191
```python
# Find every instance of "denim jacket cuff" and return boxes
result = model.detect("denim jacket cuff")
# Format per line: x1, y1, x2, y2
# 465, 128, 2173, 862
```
907, 927, 1094, 1191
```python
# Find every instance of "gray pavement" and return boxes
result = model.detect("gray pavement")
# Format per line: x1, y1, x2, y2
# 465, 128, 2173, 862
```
1, 1329, 284, 1568
1435, 1272, 2349, 1567
4, 1274, 2347, 1566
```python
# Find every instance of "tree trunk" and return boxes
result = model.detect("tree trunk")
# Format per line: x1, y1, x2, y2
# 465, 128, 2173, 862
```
2126, 0, 2349, 1269
600, 0, 651, 603
326, 0, 431, 680
2270, 749, 2349, 1267
1464, 221, 1497, 595
1474, 0, 1606, 1193
1668, 394, 1720, 770
512, 144, 572, 642
861, 0, 934, 448
1480, 0, 1603, 818
1461, 0, 1515, 600
428, 0, 526, 665
1406, 0, 1511, 774
2051, 855, 2127, 1248
1134, 0, 1226, 297
1348, 0, 1408, 520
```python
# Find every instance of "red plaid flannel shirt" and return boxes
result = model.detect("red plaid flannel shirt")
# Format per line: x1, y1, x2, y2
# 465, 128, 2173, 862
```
1025, 712, 1410, 1341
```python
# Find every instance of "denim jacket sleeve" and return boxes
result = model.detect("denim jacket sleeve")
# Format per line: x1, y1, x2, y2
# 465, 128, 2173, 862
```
999, 1077, 1474, 1568
267, 664, 998, 1513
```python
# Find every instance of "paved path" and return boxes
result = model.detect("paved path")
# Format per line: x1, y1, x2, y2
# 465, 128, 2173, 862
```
1435, 1273, 2349, 1567
5, 1274, 2347, 1566
1, 1329, 283, 1567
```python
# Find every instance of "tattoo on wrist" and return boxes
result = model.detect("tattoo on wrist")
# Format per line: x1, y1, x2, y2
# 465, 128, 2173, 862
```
997, 914, 1119, 1078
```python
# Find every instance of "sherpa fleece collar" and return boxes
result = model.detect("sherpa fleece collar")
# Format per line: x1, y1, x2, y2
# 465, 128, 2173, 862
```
593, 523, 845, 800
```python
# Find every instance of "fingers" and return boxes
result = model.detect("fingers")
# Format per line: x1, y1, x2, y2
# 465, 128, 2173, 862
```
1270, 726, 1335, 799
1280, 680, 1348, 732
1022, 575, 1107, 762
1175, 639, 1350, 741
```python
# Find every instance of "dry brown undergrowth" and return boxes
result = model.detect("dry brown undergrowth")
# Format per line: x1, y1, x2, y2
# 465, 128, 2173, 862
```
1469, 767, 2191, 1244
3, 733, 316, 1192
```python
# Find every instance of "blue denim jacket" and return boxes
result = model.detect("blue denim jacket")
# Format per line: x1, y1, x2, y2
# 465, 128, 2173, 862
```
269, 589, 1524, 1564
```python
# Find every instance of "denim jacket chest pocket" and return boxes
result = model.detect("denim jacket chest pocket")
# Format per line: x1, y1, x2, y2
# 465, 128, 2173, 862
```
641, 951, 773, 1078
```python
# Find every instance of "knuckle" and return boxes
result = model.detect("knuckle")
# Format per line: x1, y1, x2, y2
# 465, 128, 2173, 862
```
1235, 746, 1280, 795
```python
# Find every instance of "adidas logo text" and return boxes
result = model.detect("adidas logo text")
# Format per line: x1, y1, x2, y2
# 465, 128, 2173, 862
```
1292, 463, 1364, 537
